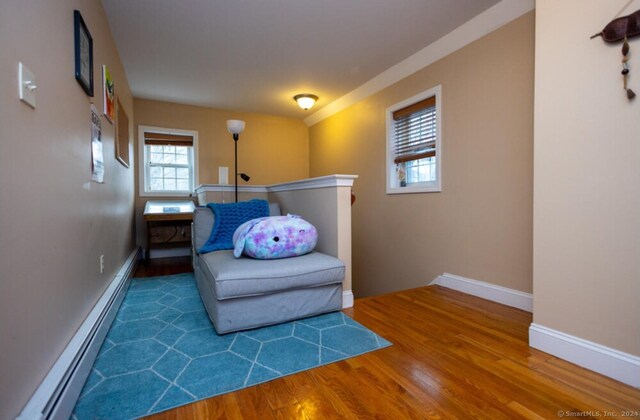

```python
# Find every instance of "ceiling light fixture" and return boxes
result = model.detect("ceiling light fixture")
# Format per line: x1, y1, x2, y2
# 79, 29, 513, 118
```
294, 94, 318, 110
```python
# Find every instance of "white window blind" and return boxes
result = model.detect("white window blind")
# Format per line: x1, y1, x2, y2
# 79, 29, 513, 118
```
143, 132, 194, 147
392, 96, 436, 164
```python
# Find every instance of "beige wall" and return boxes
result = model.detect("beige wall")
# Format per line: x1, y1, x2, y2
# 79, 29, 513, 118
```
0, 1, 135, 418
533, 0, 640, 356
309, 13, 535, 298
133, 99, 309, 247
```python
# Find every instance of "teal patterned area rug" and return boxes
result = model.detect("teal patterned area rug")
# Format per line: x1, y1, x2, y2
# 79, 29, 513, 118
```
72, 273, 391, 419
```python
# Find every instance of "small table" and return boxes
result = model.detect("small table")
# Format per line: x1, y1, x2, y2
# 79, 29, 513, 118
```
143, 200, 196, 261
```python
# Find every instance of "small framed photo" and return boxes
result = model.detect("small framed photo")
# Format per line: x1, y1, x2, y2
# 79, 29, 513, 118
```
74, 10, 93, 96
102, 65, 115, 123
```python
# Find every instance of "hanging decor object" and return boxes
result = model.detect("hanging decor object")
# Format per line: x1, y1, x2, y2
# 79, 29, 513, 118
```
622, 37, 636, 99
590, 8, 640, 101
590, 9, 640, 42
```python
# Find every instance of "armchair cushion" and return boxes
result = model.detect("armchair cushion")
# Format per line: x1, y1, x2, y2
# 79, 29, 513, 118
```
198, 250, 344, 300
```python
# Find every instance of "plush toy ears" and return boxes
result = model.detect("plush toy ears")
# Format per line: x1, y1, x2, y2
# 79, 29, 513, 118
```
233, 218, 265, 258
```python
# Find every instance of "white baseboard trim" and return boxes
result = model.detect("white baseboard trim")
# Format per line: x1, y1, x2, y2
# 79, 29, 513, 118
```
342, 290, 354, 309
430, 272, 533, 312
18, 248, 141, 420
149, 247, 191, 259
529, 323, 640, 388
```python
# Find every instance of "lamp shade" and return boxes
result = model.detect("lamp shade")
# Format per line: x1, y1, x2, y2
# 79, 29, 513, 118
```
294, 94, 318, 110
226, 120, 245, 135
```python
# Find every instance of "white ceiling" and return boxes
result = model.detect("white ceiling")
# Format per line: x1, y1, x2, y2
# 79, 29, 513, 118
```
102, 0, 500, 119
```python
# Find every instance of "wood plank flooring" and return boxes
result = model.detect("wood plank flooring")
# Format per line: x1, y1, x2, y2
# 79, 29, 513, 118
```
137, 258, 640, 419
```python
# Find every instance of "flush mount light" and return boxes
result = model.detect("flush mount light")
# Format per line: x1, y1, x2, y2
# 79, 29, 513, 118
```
294, 94, 318, 110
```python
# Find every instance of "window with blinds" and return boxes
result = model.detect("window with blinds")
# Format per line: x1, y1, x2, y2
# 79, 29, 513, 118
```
386, 85, 441, 194
393, 96, 436, 164
138, 126, 198, 196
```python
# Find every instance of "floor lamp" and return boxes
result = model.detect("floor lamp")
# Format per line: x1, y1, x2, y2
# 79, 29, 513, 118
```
226, 119, 246, 202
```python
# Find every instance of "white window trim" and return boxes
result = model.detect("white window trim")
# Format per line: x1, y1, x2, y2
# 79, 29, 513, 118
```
386, 85, 442, 194
138, 125, 199, 197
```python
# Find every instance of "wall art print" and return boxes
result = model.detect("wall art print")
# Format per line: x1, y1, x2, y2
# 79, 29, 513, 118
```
74, 10, 93, 96
102, 65, 115, 123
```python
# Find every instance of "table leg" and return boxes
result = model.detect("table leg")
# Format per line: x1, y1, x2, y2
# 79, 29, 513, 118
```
146, 221, 151, 262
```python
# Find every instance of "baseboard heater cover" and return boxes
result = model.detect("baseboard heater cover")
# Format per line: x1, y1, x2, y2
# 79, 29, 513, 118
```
17, 248, 140, 420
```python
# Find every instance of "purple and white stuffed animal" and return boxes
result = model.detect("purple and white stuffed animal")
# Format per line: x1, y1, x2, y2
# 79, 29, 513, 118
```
232, 215, 318, 259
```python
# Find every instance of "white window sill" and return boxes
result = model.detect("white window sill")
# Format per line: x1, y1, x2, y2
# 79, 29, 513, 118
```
386, 185, 441, 194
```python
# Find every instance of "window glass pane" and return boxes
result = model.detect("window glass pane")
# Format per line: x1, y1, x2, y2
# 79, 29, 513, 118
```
407, 165, 418, 183
176, 179, 190, 191
150, 178, 163, 190
150, 166, 162, 178
418, 165, 428, 180
163, 167, 176, 178
150, 153, 162, 163
175, 154, 189, 165
163, 153, 176, 164
175, 146, 188, 155
150, 145, 162, 153
404, 157, 436, 184
164, 146, 175, 154
164, 178, 176, 190
176, 168, 189, 179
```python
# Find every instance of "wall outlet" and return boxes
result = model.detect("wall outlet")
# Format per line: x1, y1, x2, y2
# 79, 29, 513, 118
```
99, 255, 105, 274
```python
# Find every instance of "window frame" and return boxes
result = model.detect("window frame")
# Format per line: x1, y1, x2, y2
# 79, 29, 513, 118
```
386, 85, 442, 194
138, 125, 199, 197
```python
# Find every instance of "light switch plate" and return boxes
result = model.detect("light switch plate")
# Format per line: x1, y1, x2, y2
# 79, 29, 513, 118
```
19, 62, 36, 108
218, 166, 229, 185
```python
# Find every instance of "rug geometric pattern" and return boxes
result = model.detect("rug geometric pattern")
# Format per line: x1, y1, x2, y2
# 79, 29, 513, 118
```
72, 273, 391, 419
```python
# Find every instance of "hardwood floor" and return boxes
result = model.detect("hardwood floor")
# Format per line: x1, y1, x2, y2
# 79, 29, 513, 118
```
140, 260, 639, 419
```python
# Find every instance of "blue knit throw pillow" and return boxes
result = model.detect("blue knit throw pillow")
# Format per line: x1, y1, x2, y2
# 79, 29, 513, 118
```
199, 199, 269, 254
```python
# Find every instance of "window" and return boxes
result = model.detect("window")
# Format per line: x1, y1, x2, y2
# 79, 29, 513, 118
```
386, 85, 441, 194
138, 126, 198, 197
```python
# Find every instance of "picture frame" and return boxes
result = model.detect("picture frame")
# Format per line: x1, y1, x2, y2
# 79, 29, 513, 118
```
115, 98, 130, 168
74, 10, 94, 97
102, 65, 115, 123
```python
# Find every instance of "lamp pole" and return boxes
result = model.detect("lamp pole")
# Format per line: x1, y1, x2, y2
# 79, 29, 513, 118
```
226, 119, 245, 203
233, 133, 239, 202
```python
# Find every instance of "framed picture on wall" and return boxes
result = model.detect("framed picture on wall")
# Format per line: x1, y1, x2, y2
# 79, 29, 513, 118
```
74, 10, 93, 97
102, 65, 115, 123
115, 98, 130, 167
